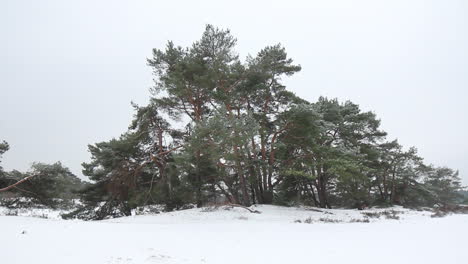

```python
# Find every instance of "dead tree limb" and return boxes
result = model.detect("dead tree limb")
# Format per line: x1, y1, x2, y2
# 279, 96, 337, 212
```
0, 175, 37, 192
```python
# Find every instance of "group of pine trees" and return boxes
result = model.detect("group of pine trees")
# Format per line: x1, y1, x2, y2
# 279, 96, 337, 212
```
0, 25, 465, 219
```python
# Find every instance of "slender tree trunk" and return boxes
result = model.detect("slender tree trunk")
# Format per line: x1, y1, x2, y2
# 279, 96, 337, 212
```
382, 172, 388, 201
233, 144, 250, 206
216, 183, 236, 204
245, 147, 262, 204
196, 150, 203, 207
260, 134, 268, 193
316, 165, 330, 208
390, 166, 396, 203
250, 137, 265, 204
308, 183, 319, 207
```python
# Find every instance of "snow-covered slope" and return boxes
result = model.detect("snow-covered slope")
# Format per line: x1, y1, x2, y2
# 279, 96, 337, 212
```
1, 205, 467, 264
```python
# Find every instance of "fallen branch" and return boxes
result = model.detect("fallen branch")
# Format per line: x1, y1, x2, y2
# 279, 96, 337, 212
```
225, 203, 261, 214
0, 175, 37, 192
306, 208, 325, 213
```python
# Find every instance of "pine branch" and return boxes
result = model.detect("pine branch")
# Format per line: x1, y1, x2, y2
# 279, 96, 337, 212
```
0, 175, 37, 192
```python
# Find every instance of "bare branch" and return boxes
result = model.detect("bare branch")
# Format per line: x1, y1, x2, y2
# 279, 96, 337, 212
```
0, 175, 37, 192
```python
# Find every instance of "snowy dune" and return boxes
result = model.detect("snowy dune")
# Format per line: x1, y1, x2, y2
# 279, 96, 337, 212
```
1, 205, 467, 264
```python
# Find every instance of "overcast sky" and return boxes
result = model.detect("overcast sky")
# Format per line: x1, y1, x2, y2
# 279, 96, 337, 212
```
1, 0, 467, 184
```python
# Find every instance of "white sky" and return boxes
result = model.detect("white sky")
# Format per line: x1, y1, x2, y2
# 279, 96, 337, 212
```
1, 0, 467, 184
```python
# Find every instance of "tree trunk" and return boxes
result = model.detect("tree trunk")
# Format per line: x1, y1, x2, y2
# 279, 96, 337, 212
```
234, 145, 251, 207
316, 167, 330, 208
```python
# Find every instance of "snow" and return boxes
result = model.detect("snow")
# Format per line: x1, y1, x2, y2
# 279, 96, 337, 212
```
1, 205, 467, 264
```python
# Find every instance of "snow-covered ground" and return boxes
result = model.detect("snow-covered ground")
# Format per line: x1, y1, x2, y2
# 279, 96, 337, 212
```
1, 205, 467, 264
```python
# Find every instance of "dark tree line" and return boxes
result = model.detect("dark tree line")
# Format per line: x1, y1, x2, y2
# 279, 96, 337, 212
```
0, 25, 464, 219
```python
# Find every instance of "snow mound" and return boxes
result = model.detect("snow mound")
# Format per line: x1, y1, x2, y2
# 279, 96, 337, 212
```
107, 204, 432, 225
